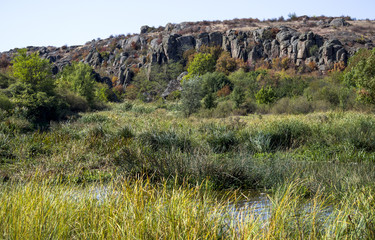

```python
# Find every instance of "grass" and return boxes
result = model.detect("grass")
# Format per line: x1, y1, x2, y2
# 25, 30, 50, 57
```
0, 178, 374, 239
0, 101, 375, 238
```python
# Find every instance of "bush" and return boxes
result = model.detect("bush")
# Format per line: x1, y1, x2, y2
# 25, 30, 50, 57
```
57, 62, 96, 104
0, 94, 13, 112
255, 86, 276, 104
344, 48, 375, 103
181, 77, 203, 116
56, 89, 89, 112
213, 101, 234, 118
271, 97, 313, 114
202, 93, 216, 109
0, 73, 12, 89
201, 72, 232, 95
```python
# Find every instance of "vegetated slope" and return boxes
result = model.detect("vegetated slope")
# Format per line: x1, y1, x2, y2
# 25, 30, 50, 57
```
0, 16, 374, 97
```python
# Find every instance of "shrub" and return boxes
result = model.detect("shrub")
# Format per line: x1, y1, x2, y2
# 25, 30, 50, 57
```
213, 100, 234, 118
125, 84, 138, 100
228, 69, 259, 97
344, 48, 375, 103
57, 62, 96, 104
0, 55, 10, 69
231, 86, 245, 108
95, 83, 114, 102
255, 86, 276, 104
202, 93, 216, 109
274, 74, 308, 99
308, 45, 319, 57
11, 49, 54, 94
0, 73, 12, 89
201, 72, 232, 95
166, 90, 181, 101
56, 89, 89, 112
0, 94, 13, 112
181, 77, 203, 116
272, 57, 290, 70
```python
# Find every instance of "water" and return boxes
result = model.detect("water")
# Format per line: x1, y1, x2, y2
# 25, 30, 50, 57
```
226, 193, 271, 222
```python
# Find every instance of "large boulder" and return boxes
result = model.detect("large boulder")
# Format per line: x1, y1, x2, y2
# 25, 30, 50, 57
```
330, 18, 350, 27
161, 72, 187, 98
319, 39, 347, 65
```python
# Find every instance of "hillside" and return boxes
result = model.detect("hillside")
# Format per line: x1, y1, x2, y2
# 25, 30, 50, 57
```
0, 16, 374, 98
0, 16, 375, 103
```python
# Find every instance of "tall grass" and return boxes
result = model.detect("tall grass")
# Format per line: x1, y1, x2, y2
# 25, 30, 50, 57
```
1, 178, 374, 239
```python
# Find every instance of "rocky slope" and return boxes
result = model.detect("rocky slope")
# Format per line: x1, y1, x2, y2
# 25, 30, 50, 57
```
1, 17, 374, 92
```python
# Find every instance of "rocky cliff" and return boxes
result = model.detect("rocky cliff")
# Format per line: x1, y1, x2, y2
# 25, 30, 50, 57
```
1, 17, 374, 92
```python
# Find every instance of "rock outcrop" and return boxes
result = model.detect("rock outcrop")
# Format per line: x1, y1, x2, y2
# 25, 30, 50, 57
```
161, 72, 187, 98
1, 20, 372, 93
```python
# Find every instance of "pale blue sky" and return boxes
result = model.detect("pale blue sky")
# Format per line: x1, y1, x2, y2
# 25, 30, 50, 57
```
1, 0, 374, 52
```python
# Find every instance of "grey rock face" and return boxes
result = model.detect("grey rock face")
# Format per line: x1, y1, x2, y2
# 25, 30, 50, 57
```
2, 24, 356, 91
161, 72, 187, 98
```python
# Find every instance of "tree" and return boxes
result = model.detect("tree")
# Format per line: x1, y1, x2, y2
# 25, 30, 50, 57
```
216, 52, 240, 75
344, 48, 375, 103
201, 72, 232, 96
184, 53, 215, 80
10, 49, 61, 123
202, 93, 216, 109
11, 49, 54, 94
231, 86, 245, 108
181, 77, 203, 116
255, 86, 276, 104
57, 62, 96, 103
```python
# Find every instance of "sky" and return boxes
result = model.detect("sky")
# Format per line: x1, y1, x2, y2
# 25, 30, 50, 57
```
1, 0, 374, 52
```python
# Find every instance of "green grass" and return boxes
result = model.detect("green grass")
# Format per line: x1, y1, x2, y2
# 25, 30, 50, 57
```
0, 101, 375, 238
0, 178, 374, 239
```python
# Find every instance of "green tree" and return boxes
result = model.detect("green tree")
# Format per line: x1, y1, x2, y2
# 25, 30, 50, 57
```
255, 86, 276, 104
10, 49, 62, 123
181, 77, 203, 116
201, 72, 232, 95
231, 86, 245, 108
344, 48, 375, 103
185, 53, 215, 80
57, 62, 96, 103
202, 93, 216, 109
11, 49, 54, 94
